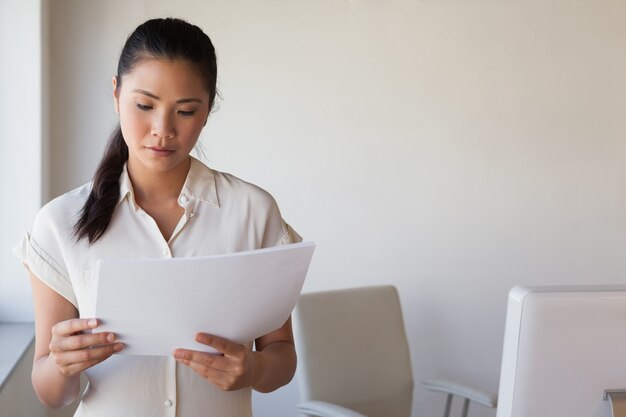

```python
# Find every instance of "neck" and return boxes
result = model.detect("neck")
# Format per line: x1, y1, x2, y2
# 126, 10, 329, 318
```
127, 156, 191, 204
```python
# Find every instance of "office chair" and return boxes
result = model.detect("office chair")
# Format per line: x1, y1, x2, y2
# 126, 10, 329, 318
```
292, 285, 497, 417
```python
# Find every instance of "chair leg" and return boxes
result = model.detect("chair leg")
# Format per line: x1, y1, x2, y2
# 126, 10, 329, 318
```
443, 394, 453, 417
460, 398, 470, 417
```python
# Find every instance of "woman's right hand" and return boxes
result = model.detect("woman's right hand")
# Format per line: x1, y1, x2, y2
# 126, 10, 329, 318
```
48, 318, 123, 376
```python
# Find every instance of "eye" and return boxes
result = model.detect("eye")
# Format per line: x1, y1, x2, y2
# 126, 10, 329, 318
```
136, 103, 152, 111
178, 110, 197, 116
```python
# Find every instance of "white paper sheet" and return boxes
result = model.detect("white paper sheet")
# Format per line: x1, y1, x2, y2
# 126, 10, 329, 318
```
95, 242, 315, 356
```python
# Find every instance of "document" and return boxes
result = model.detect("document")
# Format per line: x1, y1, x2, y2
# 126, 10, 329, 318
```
94, 242, 315, 356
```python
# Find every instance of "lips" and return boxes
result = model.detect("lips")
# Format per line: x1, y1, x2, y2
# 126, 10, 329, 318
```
146, 146, 175, 156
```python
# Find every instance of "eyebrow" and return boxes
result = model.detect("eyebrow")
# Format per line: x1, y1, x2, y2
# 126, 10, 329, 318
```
132, 89, 203, 104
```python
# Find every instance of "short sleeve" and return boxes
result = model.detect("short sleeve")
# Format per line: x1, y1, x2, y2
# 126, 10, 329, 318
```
256, 190, 303, 248
277, 223, 303, 246
12, 203, 78, 308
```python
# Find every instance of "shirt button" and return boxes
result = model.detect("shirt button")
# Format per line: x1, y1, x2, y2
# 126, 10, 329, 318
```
178, 195, 188, 205
162, 248, 169, 256
164, 399, 173, 408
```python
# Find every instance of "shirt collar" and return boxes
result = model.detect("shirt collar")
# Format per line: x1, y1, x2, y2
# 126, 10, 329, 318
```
117, 163, 136, 208
180, 156, 219, 207
117, 156, 219, 209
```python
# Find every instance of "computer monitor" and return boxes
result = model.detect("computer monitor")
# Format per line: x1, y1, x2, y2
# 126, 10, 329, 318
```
497, 285, 626, 417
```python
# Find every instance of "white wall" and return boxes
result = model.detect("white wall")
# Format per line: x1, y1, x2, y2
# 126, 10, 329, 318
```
0, 0, 42, 321
41, 1, 626, 416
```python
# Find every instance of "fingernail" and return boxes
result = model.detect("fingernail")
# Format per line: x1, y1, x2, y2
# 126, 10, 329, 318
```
173, 351, 183, 359
88, 319, 97, 327
114, 343, 123, 352
106, 333, 115, 343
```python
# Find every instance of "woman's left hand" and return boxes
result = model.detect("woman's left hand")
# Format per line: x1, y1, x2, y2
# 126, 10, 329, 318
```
173, 333, 258, 391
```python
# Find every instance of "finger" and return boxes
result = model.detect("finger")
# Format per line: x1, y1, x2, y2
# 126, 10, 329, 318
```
58, 358, 102, 376
177, 356, 244, 391
173, 349, 227, 370
51, 332, 116, 353
54, 343, 122, 367
52, 318, 99, 337
195, 333, 244, 358
183, 357, 233, 387
54, 343, 124, 367
57, 352, 115, 377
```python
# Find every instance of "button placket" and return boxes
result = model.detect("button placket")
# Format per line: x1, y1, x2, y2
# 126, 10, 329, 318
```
134, 205, 173, 256
164, 357, 177, 417
168, 197, 197, 244
186, 199, 198, 219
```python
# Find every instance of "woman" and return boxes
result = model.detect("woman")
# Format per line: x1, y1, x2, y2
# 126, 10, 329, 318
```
14, 17, 300, 417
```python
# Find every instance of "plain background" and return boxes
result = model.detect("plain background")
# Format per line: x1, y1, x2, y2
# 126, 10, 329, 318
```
2, 1, 626, 416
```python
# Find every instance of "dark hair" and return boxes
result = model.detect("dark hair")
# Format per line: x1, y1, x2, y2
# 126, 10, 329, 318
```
73, 18, 217, 244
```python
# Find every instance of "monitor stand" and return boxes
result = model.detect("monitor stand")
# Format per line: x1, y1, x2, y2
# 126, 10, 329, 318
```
605, 390, 626, 417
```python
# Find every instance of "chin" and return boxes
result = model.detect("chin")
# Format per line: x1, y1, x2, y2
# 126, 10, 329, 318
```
136, 154, 186, 172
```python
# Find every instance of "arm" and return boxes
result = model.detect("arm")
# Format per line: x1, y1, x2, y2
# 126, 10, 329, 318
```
29, 270, 123, 408
173, 317, 297, 393
251, 317, 297, 393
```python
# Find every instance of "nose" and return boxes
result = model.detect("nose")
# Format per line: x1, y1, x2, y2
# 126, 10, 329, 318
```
151, 110, 176, 139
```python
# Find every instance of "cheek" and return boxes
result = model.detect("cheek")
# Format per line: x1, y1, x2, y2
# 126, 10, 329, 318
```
119, 111, 149, 145
180, 119, 206, 143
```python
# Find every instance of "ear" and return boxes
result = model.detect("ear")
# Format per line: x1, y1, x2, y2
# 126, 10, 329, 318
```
112, 76, 120, 115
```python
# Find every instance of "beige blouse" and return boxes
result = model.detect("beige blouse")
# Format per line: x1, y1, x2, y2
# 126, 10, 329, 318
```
13, 156, 301, 417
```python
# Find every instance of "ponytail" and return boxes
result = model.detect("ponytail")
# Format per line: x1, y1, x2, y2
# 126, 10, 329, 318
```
73, 125, 128, 244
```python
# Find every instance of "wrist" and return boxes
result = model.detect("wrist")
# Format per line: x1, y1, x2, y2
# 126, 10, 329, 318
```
32, 355, 81, 408
249, 350, 265, 390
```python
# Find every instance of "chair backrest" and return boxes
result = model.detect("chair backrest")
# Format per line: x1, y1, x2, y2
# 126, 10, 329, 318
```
293, 285, 414, 417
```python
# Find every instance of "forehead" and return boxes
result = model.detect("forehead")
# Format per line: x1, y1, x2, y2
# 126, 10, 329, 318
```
121, 58, 209, 99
